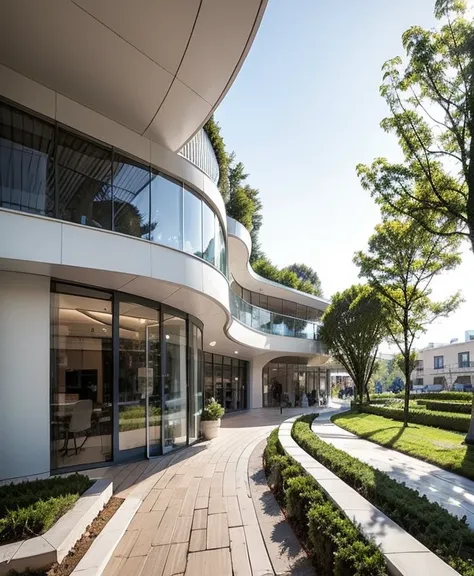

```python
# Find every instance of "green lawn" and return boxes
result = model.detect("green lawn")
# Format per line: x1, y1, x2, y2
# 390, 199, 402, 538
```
332, 411, 474, 481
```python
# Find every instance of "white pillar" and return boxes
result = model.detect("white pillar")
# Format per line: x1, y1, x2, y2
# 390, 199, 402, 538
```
0, 272, 50, 483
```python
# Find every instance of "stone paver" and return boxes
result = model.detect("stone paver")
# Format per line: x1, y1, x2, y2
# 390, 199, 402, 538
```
100, 408, 314, 576
313, 411, 474, 527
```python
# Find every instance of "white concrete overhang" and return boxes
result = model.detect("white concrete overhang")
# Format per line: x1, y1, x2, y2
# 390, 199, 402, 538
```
0, 0, 267, 152
227, 217, 330, 311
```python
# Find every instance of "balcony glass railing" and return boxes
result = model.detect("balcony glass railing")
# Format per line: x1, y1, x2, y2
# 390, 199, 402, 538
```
179, 129, 219, 185
229, 291, 320, 340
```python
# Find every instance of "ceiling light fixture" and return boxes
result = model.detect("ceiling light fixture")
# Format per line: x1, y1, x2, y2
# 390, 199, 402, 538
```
165, 334, 170, 340
209, 341, 216, 347
234, 351, 239, 355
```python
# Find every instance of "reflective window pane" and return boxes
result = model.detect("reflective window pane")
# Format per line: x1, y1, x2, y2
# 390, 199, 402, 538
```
118, 303, 160, 455
202, 202, 215, 265
215, 216, 226, 275
205, 361, 213, 402
183, 188, 203, 257
189, 324, 203, 443
150, 173, 183, 250
0, 102, 55, 216
113, 154, 150, 239
57, 130, 113, 229
163, 314, 187, 453
50, 291, 113, 470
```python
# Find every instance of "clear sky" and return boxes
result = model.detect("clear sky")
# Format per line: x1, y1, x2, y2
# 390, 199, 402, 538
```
216, 0, 474, 351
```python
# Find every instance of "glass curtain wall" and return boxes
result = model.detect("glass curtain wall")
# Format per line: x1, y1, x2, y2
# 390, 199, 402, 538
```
118, 303, 161, 456
163, 314, 187, 453
203, 353, 248, 411
50, 287, 113, 470
0, 100, 227, 275
189, 324, 203, 443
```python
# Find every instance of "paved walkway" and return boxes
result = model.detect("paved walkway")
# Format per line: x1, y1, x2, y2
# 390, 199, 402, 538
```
87, 408, 318, 576
312, 410, 474, 528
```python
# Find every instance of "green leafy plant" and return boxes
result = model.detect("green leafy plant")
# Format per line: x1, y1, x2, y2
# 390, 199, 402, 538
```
292, 417, 474, 575
0, 474, 92, 543
263, 429, 387, 575
201, 397, 225, 421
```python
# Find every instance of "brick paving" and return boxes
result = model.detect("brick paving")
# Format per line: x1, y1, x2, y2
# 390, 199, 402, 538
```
95, 408, 315, 576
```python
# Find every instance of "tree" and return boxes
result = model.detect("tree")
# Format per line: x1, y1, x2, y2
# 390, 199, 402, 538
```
203, 116, 230, 202
356, 0, 474, 249
394, 351, 418, 386
355, 217, 462, 426
319, 285, 386, 405
283, 263, 323, 296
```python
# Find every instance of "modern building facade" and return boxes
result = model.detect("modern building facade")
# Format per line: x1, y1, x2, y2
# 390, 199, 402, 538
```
0, 0, 333, 484
413, 336, 474, 391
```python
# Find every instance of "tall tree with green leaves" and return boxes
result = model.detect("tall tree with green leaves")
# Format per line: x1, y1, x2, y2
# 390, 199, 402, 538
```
355, 218, 462, 426
283, 263, 323, 296
356, 0, 474, 249
319, 285, 386, 405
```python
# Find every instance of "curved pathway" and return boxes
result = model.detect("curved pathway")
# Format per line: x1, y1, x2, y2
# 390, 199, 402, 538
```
89, 408, 315, 576
312, 410, 474, 528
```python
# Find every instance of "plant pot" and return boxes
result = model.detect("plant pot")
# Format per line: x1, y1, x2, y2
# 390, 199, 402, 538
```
201, 419, 220, 440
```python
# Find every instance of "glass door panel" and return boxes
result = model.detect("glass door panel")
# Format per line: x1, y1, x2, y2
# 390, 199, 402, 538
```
118, 303, 160, 456
163, 314, 187, 453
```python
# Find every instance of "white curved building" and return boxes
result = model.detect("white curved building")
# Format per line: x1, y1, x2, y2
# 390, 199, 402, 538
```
0, 0, 332, 484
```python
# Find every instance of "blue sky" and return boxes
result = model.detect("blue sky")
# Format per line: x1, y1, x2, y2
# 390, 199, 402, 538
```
216, 0, 474, 350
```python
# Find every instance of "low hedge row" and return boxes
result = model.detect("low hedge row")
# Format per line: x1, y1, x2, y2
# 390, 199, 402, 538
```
264, 425, 387, 575
372, 392, 472, 401
361, 403, 470, 433
292, 417, 474, 575
416, 399, 472, 414
0, 474, 92, 543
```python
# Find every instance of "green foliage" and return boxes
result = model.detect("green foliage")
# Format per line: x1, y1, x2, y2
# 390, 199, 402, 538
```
320, 285, 386, 404
201, 397, 225, 421
360, 403, 470, 432
292, 417, 474, 575
264, 428, 387, 575
419, 399, 472, 414
0, 474, 92, 543
282, 263, 323, 297
372, 391, 473, 401
356, 1, 474, 249
203, 116, 230, 202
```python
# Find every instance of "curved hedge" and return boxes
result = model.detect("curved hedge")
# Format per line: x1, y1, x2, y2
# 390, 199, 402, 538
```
264, 426, 387, 575
360, 403, 470, 432
417, 400, 472, 414
292, 417, 474, 576
372, 392, 472, 401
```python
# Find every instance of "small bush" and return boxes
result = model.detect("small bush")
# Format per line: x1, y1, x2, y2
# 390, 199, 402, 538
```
418, 400, 472, 414
264, 429, 387, 575
292, 418, 474, 575
360, 403, 470, 432
201, 397, 225, 421
371, 392, 472, 401
0, 474, 92, 543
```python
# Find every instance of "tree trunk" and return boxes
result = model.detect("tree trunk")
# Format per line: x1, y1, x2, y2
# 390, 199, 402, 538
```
465, 393, 474, 444
403, 325, 410, 428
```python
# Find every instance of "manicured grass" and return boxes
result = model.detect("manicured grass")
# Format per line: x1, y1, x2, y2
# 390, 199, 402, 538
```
0, 474, 92, 543
332, 411, 474, 481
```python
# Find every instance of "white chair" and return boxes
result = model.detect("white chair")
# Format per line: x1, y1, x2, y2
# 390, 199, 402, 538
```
61, 399, 93, 456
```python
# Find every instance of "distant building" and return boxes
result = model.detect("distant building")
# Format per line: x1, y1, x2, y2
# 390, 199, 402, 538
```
465, 330, 474, 342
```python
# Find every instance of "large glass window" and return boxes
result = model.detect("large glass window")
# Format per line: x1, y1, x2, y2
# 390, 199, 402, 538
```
215, 216, 226, 275
150, 172, 183, 250
113, 154, 151, 239
202, 202, 215, 265
118, 303, 160, 455
0, 102, 55, 216
189, 324, 203, 443
50, 289, 113, 470
183, 188, 203, 257
163, 314, 187, 453
57, 130, 113, 229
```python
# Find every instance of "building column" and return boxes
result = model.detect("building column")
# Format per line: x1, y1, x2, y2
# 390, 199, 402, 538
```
0, 272, 50, 483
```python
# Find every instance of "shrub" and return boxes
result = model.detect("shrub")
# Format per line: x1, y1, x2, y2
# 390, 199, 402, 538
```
264, 429, 387, 575
371, 392, 472, 401
201, 397, 225, 421
417, 400, 472, 414
360, 403, 470, 432
292, 418, 474, 575
0, 474, 92, 543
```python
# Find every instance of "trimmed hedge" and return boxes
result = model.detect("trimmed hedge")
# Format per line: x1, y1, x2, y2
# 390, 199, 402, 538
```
0, 474, 92, 543
361, 403, 470, 432
372, 392, 472, 401
292, 417, 474, 576
416, 400, 472, 414
264, 427, 387, 575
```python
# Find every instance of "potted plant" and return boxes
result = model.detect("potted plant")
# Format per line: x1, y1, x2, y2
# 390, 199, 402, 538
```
200, 397, 225, 440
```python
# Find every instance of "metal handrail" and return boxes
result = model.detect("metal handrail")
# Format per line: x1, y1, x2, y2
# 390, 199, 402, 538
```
179, 129, 219, 184
229, 290, 321, 340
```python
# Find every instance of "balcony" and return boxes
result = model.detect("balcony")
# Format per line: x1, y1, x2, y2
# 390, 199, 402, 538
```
229, 291, 320, 340
179, 129, 219, 185
432, 362, 474, 374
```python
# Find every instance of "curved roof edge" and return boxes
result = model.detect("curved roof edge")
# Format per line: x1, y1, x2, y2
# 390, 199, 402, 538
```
227, 216, 330, 311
